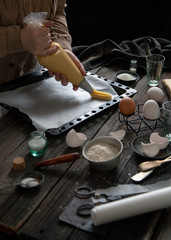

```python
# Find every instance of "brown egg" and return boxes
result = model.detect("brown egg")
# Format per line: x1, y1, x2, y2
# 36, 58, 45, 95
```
119, 97, 136, 115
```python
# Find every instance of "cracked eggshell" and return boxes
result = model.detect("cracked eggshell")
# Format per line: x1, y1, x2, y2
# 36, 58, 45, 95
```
141, 141, 160, 158
109, 129, 126, 141
66, 129, 87, 148
150, 132, 169, 150
147, 87, 164, 102
142, 100, 160, 120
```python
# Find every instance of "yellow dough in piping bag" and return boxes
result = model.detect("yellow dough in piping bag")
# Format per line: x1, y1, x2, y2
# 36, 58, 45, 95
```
90, 89, 112, 101
38, 43, 112, 101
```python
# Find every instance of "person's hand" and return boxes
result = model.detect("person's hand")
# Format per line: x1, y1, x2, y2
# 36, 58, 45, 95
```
21, 20, 58, 56
49, 49, 86, 91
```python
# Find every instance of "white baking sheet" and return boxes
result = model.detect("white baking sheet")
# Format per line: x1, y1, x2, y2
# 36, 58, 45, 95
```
0, 74, 117, 131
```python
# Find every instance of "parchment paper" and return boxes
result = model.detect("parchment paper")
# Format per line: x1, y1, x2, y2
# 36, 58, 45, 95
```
91, 185, 171, 226
59, 179, 171, 233
0, 74, 117, 131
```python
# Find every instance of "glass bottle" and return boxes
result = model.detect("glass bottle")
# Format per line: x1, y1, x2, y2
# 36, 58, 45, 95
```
28, 131, 47, 157
130, 59, 137, 72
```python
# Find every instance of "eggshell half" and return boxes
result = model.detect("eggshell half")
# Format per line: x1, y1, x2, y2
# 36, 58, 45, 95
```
66, 129, 87, 148
150, 132, 169, 150
141, 142, 160, 158
142, 100, 160, 120
109, 129, 126, 141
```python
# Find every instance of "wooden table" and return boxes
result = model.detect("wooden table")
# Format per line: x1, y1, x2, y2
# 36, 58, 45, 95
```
0, 65, 171, 240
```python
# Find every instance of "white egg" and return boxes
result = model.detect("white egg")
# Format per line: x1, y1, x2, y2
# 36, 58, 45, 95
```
150, 132, 169, 150
109, 129, 126, 141
143, 100, 160, 120
147, 87, 164, 102
66, 129, 87, 148
141, 142, 160, 158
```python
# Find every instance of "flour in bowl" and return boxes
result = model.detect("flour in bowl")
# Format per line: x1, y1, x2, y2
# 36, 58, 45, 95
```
86, 143, 119, 161
117, 73, 136, 81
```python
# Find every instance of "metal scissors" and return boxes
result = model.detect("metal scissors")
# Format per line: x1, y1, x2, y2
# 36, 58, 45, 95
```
75, 185, 128, 201
75, 185, 143, 217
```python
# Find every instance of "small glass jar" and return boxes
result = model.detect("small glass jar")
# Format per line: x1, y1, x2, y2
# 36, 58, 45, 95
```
130, 59, 137, 72
28, 131, 47, 157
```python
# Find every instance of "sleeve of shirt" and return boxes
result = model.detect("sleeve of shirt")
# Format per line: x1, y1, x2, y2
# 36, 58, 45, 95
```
0, 25, 23, 58
50, 0, 72, 51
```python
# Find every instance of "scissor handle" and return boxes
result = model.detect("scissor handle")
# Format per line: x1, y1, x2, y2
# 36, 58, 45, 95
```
75, 186, 94, 198
76, 204, 93, 217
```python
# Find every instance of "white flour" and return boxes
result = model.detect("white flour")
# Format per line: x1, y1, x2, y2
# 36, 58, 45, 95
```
117, 73, 136, 81
86, 143, 119, 161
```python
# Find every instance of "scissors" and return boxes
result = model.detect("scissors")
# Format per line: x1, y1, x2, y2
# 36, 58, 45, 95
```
75, 185, 131, 201
75, 186, 124, 217
75, 185, 144, 217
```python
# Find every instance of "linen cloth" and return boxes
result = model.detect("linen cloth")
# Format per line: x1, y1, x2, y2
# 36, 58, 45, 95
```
73, 36, 171, 71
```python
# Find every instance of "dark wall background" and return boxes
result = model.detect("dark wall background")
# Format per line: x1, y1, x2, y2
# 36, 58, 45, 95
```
66, 1, 171, 46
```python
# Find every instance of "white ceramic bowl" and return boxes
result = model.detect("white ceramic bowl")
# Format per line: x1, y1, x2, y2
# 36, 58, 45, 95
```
82, 136, 123, 171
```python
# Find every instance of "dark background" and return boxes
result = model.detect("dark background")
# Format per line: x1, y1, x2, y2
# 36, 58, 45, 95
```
66, 1, 171, 46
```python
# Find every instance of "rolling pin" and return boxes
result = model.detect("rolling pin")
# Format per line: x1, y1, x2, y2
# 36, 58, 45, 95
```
35, 152, 79, 167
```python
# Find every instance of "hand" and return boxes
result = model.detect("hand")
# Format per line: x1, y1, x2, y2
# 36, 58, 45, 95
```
21, 20, 58, 56
49, 49, 86, 91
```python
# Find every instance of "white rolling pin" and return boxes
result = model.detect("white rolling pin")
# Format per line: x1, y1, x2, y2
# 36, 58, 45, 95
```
91, 186, 171, 226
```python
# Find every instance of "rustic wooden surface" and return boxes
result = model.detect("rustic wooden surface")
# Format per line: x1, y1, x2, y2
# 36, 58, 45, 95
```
0, 66, 171, 240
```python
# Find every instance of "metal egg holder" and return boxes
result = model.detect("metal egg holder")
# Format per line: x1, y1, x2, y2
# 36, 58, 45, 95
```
118, 103, 164, 135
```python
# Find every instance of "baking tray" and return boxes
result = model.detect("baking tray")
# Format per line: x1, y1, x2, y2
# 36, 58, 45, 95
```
0, 70, 137, 135
47, 72, 137, 135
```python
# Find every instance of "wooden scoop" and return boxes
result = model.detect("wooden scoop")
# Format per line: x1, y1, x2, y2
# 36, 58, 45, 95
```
138, 156, 171, 172
35, 152, 79, 168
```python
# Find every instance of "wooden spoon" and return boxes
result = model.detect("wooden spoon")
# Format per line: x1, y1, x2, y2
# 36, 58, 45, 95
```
138, 156, 171, 172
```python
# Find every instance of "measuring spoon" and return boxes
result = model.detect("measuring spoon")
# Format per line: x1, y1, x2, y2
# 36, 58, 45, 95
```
0, 172, 44, 192
138, 156, 171, 172
18, 171, 44, 189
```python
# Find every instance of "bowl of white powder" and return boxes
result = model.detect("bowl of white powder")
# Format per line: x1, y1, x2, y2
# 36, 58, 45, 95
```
116, 70, 139, 82
82, 136, 123, 171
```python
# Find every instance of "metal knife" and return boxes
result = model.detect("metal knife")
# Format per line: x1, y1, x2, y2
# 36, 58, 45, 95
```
131, 169, 154, 182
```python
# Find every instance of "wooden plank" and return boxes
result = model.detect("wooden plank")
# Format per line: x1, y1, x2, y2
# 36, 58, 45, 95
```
16, 64, 120, 239
19, 158, 90, 240
15, 75, 123, 239
152, 209, 171, 240
0, 113, 34, 166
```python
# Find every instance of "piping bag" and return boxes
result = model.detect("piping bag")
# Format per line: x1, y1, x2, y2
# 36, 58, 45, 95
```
23, 12, 112, 101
